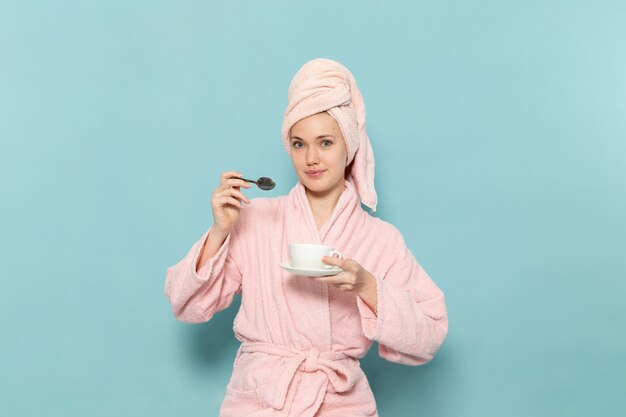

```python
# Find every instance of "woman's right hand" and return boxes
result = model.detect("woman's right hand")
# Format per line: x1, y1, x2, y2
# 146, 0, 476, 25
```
211, 171, 251, 235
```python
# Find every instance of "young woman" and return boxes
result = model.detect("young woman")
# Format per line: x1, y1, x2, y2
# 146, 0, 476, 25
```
165, 58, 448, 417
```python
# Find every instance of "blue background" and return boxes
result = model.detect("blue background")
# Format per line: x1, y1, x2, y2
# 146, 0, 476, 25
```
1, 1, 625, 416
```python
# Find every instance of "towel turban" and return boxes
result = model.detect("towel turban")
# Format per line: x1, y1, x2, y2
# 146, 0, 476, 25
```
281, 58, 377, 212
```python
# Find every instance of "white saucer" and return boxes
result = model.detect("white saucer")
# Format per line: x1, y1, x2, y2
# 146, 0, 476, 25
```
280, 262, 343, 277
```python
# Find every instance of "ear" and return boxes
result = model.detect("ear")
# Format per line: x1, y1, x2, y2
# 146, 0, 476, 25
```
344, 161, 353, 178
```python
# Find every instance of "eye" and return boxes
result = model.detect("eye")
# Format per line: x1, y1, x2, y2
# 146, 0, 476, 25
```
321, 140, 333, 147
292, 141, 303, 149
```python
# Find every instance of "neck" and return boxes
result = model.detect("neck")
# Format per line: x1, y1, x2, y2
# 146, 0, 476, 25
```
305, 179, 345, 228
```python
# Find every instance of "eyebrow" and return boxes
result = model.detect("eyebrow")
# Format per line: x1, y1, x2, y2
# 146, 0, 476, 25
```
290, 134, 336, 141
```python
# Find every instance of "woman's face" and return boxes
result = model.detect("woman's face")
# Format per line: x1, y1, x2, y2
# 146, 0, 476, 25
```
289, 112, 348, 196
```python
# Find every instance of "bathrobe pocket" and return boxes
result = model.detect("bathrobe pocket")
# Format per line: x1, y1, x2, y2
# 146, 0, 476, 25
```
225, 383, 260, 400
221, 351, 264, 412
221, 375, 262, 415
220, 385, 262, 417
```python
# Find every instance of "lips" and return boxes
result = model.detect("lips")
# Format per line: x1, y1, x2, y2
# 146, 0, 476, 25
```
305, 170, 325, 178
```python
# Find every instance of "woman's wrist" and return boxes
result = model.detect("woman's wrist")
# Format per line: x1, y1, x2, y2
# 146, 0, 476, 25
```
196, 227, 230, 272
357, 271, 378, 313
358, 271, 376, 293
210, 225, 231, 239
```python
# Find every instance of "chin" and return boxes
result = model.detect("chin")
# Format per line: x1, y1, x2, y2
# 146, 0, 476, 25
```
301, 180, 325, 192
298, 177, 325, 192
301, 177, 343, 195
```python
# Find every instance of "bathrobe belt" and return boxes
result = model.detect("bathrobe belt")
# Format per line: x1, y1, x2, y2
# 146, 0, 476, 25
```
240, 341, 358, 416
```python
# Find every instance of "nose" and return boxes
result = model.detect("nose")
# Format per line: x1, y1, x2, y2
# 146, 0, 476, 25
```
306, 147, 319, 166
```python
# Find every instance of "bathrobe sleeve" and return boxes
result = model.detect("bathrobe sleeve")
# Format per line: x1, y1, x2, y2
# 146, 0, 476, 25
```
355, 226, 448, 365
164, 226, 243, 324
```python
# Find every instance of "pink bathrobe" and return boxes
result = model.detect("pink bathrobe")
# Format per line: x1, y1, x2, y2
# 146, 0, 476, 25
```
164, 180, 448, 416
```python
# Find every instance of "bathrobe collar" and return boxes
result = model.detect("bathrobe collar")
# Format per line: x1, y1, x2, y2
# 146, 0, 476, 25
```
289, 179, 362, 243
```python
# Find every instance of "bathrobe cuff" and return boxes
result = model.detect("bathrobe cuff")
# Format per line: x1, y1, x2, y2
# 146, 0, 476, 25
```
164, 226, 242, 323
193, 228, 232, 281
355, 265, 448, 365
356, 274, 383, 340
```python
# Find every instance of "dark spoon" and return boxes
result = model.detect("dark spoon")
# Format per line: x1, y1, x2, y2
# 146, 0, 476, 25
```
239, 176, 276, 191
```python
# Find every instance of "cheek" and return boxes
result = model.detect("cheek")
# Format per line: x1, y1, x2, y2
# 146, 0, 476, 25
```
333, 148, 348, 169
338, 143, 348, 165
290, 152, 304, 167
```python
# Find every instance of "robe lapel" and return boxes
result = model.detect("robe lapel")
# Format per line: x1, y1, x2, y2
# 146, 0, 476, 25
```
281, 181, 364, 350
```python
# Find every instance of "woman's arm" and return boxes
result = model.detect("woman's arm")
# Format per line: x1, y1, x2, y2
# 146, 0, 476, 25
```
165, 170, 250, 323
320, 227, 447, 365
196, 227, 230, 272
357, 227, 448, 365
319, 257, 378, 313
358, 258, 448, 365
164, 226, 243, 323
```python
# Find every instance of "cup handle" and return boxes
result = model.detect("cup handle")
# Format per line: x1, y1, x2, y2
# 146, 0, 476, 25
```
324, 251, 343, 268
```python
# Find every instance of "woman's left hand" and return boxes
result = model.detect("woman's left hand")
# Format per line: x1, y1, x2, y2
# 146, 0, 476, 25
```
318, 256, 378, 314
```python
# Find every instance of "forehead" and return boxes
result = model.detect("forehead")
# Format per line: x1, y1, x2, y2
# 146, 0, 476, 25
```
289, 112, 342, 139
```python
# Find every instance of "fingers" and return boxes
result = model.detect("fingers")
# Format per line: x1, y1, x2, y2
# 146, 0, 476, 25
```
221, 187, 251, 204
213, 187, 250, 206
316, 258, 364, 292
214, 171, 251, 206
222, 178, 251, 190
321, 256, 346, 269
219, 171, 251, 189
315, 274, 344, 284
211, 172, 248, 232
215, 195, 245, 208
220, 171, 243, 183
316, 272, 356, 290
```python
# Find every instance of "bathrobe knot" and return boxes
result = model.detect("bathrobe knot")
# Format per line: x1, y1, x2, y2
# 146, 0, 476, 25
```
241, 342, 358, 416
303, 347, 320, 372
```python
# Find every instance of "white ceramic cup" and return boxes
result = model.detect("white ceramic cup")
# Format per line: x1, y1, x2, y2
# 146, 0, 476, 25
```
288, 243, 343, 269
